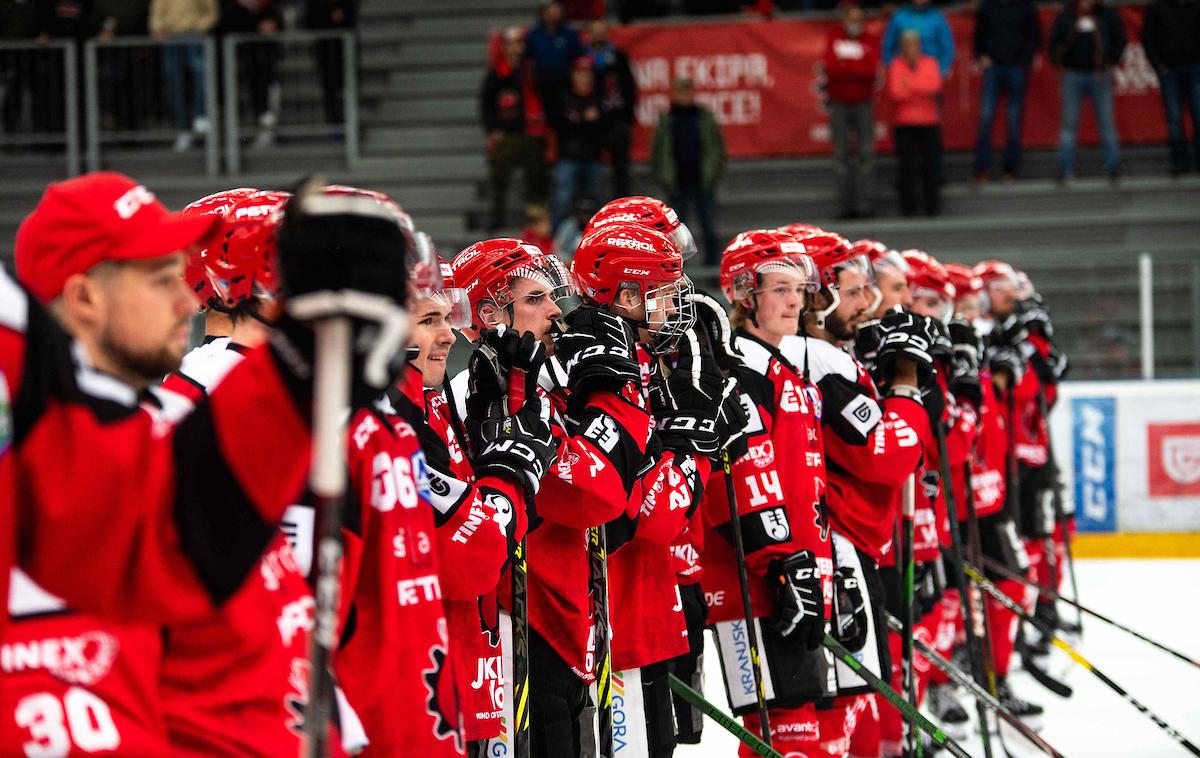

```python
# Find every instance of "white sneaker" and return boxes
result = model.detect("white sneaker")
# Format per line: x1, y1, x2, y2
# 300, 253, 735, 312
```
192, 116, 210, 136
253, 128, 275, 149
173, 131, 194, 152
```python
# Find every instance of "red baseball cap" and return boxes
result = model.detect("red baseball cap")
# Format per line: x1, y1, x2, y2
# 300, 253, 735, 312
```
15, 172, 219, 303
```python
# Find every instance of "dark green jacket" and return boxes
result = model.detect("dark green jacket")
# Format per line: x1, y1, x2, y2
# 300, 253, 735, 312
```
651, 105, 726, 193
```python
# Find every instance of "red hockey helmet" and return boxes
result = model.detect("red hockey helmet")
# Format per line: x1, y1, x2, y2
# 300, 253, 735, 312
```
783, 230, 871, 327
202, 190, 290, 310
318, 184, 437, 296
974, 259, 1019, 289
572, 222, 695, 354
181, 188, 260, 309
944, 262, 983, 300
426, 257, 472, 330
777, 222, 826, 239
852, 239, 906, 314
450, 237, 573, 333
583, 196, 698, 260
719, 229, 819, 302
900, 249, 955, 321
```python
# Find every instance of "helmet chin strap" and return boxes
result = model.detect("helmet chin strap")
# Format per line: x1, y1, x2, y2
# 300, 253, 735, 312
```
867, 286, 883, 316
812, 286, 841, 330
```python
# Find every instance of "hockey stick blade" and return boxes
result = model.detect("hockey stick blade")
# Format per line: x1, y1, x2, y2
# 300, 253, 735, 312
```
667, 674, 782, 758
1018, 642, 1074, 698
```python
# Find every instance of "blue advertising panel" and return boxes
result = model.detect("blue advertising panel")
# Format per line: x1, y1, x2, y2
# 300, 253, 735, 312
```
1073, 396, 1116, 532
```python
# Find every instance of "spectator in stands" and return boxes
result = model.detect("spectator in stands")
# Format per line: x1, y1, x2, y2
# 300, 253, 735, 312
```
888, 28, 943, 216
0, 0, 37, 134
219, 0, 281, 149
305, 0, 358, 130
882, 0, 954, 78
31, 0, 90, 137
553, 194, 599, 260
150, 0, 218, 152
972, 0, 1041, 182
522, 203, 557, 254
481, 26, 548, 231
549, 57, 605, 228
823, 1, 880, 219
1049, 0, 1126, 183
525, 1, 584, 109
652, 76, 725, 265
94, 0, 152, 134
586, 18, 637, 197
1142, 0, 1200, 176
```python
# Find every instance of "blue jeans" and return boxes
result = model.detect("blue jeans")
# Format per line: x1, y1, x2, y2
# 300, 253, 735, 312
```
1057, 69, 1119, 177
974, 64, 1028, 176
668, 184, 718, 266
552, 159, 602, 229
163, 40, 206, 130
1159, 63, 1200, 173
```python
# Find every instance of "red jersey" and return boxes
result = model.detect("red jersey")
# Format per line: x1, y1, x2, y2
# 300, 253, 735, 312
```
157, 338, 320, 757
823, 28, 881, 104
1, 571, 167, 757
1, 271, 312, 628
968, 373, 1008, 519
702, 332, 834, 626
338, 396, 462, 756
805, 337, 929, 564
1011, 333, 1057, 469
670, 511, 704, 587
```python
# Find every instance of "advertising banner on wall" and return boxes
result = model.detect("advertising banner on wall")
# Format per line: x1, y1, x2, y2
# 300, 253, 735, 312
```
611, 6, 1161, 160
1049, 381, 1200, 533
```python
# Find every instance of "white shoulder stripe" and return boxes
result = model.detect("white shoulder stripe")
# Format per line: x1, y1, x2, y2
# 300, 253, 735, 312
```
0, 268, 27, 332
732, 335, 771, 376
72, 342, 138, 407
801, 336, 860, 384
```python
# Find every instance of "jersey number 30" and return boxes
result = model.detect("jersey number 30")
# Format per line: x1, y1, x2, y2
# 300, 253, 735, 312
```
16, 687, 120, 757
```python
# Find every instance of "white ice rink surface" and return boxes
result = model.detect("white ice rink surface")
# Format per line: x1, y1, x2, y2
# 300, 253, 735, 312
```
678, 558, 1200, 757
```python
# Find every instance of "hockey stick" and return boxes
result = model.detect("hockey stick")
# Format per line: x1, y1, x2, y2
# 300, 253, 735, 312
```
505, 365, 531, 758
720, 447, 773, 746
884, 614, 1064, 758
1036, 389, 1083, 637
933, 422, 995, 758
963, 563, 1200, 757
900, 473, 919, 758
589, 525, 614, 758
667, 674, 782, 758
981, 556, 1200, 670
822, 634, 973, 758
302, 317, 352, 758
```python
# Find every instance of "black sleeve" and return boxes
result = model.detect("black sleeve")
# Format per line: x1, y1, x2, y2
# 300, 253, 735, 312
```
618, 52, 637, 121
480, 70, 499, 132
973, 0, 988, 61
1141, 5, 1162, 71
1022, 3, 1042, 66
1105, 7, 1127, 66
1047, 13, 1069, 65
816, 373, 882, 446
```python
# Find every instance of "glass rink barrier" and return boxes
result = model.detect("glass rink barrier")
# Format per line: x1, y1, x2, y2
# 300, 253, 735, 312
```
0, 40, 81, 176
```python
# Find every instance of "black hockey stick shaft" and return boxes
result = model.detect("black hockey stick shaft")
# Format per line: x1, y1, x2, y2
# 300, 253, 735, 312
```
667, 674, 782, 757
884, 613, 1064, 758
980, 555, 1200, 670
823, 635, 972, 758
589, 524, 614, 758
720, 447, 773, 746
933, 422, 994, 758
303, 318, 352, 758
900, 473, 919, 758
507, 369, 531, 758
1037, 388, 1083, 634
963, 562, 1200, 756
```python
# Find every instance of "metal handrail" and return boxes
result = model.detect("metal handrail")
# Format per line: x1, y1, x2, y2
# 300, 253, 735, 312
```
0, 39, 79, 175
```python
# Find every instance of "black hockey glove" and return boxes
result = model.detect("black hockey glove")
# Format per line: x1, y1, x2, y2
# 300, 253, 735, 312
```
875, 310, 937, 387
469, 325, 546, 411
769, 550, 825, 650
272, 183, 413, 407
689, 289, 743, 374
986, 344, 1025, 387
947, 318, 982, 407
1015, 298, 1054, 340
650, 331, 722, 459
716, 381, 752, 462
929, 318, 954, 362
472, 402, 559, 498
833, 566, 869, 652
854, 318, 884, 369
1031, 343, 1069, 386
555, 305, 640, 413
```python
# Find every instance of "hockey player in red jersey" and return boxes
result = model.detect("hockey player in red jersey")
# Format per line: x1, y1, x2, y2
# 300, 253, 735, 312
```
705, 229, 836, 757
447, 236, 655, 757
568, 221, 728, 758
854, 239, 911, 319
788, 227, 933, 757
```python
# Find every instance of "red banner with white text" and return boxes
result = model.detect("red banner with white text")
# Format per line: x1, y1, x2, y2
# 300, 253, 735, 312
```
610, 6, 1163, 160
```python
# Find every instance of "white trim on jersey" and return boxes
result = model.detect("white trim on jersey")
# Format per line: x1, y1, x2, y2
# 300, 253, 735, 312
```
0, 268, 28, 332
71, 341, 138, 407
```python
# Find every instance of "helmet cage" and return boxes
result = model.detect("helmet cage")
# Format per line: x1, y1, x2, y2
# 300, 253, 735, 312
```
640, 274, 697, 355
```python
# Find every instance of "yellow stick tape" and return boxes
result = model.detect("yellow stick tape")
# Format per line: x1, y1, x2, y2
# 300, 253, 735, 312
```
1072, 532, 1200, 559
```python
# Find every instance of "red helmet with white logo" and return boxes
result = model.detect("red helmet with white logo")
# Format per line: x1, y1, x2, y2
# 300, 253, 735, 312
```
428, 257, 472, 330
853, 239, 907, 275
777, 222, 826, 239
781, 229, 870, 327
583, 196, 698, 260
719, 229, 819, 302
974, 259, 1019, 289
901, 249, 955, 321
945, 262, 983, 300
450, 237, 573, 334
571, 222, 695, 354
181, 188, 260, 309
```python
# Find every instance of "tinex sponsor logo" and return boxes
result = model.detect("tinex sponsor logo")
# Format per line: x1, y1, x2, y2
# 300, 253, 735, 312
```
609, 236, 656, 253
745, 440, 775, 468
1, 632, 119, 686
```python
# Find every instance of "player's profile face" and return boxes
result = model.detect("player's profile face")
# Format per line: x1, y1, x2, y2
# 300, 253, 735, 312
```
91, 253, 196, 385
410, 297, 456, 387
874, 267, 912, 316
988, 280, 1016, 317
508, 276, 562, 351
752, 271, 808, 340
955, 293, 982, 322
910, 294, 946, 320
